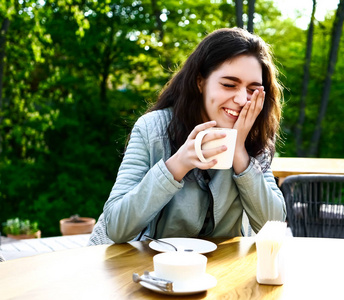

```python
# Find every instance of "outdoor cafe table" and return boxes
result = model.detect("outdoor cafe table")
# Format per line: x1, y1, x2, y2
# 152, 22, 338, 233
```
1, 236, 344, 299
271, 157, 344, 185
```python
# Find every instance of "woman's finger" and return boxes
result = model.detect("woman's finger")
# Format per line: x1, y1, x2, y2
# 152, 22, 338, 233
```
188, 120, 216, 139
254, 87, 265, 111
198, 130, 227, 145
247, 88, 264, 120
257, 90, 265, 112
193, 159, 217, 170
249, 89, 259, 111
200, 145, 227, 160
234, 101, 251, 129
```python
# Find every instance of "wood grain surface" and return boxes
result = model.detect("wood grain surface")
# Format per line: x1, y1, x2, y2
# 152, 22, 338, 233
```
271, 157, 344, 178
1, 237, 343, 299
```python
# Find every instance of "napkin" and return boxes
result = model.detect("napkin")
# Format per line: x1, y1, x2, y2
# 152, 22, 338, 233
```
256, 221, 287, 284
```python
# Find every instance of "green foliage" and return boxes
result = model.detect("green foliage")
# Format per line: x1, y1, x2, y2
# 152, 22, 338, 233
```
0, 0, 344, 236
3, 218, 39, 236
271, 10, 344, 157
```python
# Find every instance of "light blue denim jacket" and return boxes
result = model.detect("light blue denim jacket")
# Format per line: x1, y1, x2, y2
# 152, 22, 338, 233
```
103, 108, 286, 243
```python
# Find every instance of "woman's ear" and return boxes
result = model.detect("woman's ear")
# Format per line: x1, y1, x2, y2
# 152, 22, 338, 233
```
197, 75, 203, 94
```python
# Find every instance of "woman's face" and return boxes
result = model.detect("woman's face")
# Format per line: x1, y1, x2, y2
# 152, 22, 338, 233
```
198, 55, 263, 128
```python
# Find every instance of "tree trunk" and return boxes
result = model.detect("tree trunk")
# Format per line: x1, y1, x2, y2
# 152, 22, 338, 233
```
151, 0, 164, 41
100, 63, 109, 103
0, 18, 10, 109
308, 0, 344, 156
0, 18, 10, 156
100, 7, 117, 103
295, 0, 316, 157
247, 0, 256, 33
235, 0, 244, 28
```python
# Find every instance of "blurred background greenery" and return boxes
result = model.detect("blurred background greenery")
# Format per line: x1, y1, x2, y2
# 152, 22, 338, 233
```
1, 0, 343, 236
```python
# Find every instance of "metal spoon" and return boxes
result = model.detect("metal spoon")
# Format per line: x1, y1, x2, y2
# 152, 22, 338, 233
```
132, 272, 173, 292
144, 235, 193, 252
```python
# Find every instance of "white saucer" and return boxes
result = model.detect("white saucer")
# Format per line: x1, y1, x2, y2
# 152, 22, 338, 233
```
139, 272, 217, 295
148, 238, 217, 254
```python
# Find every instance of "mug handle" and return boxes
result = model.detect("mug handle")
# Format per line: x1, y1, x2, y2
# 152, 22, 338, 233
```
194, 131, 209, 163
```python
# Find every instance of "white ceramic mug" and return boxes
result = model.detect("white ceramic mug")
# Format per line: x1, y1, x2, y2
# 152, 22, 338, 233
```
194, 128, 237, 169
153, 252, 207, 289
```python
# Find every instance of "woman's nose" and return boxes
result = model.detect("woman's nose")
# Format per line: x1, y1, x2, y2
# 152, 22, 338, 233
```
233, 88, 249, 106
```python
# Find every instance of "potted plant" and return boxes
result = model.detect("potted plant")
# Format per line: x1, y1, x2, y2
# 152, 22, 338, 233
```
2, 218, 41, 240
59, 214, 95, 235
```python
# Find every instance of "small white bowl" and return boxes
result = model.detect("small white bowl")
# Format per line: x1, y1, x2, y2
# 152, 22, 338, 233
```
153, 252, 207, 289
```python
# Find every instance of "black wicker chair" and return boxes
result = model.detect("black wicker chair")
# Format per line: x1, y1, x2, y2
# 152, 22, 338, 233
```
280, 174, 344, 238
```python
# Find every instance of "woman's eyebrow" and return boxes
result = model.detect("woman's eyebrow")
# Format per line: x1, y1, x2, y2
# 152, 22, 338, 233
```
221, 76, 262, 86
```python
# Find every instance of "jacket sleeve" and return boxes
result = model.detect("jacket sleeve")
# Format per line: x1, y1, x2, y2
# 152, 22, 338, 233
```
103, 116, 183, 243
233, 156, 286, 233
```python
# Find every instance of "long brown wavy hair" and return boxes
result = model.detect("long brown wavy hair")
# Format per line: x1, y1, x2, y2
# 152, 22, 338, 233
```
148, 27, 282, 163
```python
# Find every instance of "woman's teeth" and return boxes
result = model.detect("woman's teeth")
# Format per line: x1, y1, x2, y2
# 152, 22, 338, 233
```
224, 108, 239, 116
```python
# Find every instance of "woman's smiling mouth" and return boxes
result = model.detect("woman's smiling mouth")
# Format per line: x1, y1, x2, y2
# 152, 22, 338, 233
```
223, 107, 240, 117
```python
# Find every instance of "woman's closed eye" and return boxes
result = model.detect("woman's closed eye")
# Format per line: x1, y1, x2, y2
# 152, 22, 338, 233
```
222, 83, 235, 88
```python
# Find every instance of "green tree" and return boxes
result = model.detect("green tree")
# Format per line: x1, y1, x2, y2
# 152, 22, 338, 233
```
295, 0, 317, 156
0, 17, 10, 155
309, 0, 344, 156
0, 0, 240, 236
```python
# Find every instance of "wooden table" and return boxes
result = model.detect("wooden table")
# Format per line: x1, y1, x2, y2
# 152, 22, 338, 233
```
271, 157, 344, 184
1, 237, 344, 299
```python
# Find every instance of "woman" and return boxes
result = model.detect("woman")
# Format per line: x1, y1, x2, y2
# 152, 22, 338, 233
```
90, 27, 286, 245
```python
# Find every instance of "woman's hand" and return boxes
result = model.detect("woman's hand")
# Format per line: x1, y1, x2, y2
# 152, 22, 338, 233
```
165, 120, 227, 182
232, 86, 265, 174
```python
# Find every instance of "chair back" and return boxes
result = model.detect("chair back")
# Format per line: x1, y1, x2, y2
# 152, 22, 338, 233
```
281, 174, 344, 238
